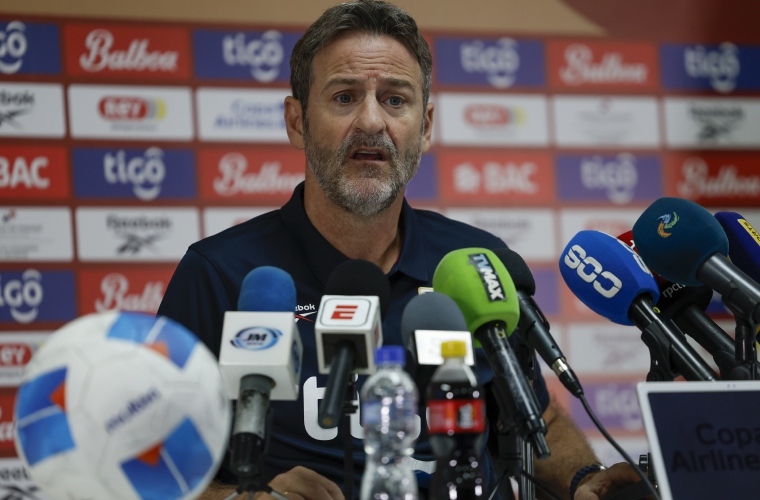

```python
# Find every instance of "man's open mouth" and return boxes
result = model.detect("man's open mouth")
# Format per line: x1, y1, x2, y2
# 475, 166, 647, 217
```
350, 149, 387, 161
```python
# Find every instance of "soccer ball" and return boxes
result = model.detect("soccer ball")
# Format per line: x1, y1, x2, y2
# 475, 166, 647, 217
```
14, 311, 231, 500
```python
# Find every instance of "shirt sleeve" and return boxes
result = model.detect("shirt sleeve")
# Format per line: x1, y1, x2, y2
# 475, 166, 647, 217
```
157, 248, 235, 357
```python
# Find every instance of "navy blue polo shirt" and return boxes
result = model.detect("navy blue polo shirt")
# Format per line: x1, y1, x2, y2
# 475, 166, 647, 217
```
157, 182, 550, 495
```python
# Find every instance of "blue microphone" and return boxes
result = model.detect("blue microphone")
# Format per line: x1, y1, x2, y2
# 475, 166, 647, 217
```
238, 266, 297, 312
714, 211, 760, 286
560, 230, 716, 382
633, 198, 760, 326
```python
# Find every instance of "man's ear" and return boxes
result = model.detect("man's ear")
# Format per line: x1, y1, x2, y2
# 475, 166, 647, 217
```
421, 101, 434, 154
285, 96, 305, 150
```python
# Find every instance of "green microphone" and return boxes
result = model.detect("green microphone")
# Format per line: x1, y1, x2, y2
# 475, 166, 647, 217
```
433, 248, 550, 459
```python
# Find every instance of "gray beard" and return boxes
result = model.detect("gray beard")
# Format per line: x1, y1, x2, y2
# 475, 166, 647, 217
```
304, 128, 422, 217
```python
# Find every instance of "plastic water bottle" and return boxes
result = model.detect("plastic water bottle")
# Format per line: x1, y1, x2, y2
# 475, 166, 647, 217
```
427, 341, 486, 500
360, 346, 419, 500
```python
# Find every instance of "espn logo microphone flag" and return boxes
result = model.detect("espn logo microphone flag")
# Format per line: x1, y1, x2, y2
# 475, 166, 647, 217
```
315, 296, 382, 375
559, 230, 660, 325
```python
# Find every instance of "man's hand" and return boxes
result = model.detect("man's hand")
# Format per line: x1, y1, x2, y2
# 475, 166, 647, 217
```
574, 462, 646, 500
198, 467, 345, 500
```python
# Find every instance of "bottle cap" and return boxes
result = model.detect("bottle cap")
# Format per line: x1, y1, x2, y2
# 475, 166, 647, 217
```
441, 340, 466, 358
375, 346, 405, 366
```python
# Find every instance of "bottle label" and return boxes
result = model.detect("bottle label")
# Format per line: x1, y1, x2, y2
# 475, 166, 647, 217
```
427, 399, 485, 434
361, 399, 417, 426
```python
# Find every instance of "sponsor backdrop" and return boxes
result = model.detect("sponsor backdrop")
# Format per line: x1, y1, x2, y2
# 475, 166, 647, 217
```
1, 5, 760, 495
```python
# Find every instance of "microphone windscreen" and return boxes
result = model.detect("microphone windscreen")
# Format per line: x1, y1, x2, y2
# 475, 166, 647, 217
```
632, 197, 728, 286
559, 230, 660, 325
325, 259, 390, 318
655, 282, 714, 320
714, 211, 760, 285
491, 247, 535, 295
432, 248, 520, 335
238, 266, 297, 312
400, 292, 468, 351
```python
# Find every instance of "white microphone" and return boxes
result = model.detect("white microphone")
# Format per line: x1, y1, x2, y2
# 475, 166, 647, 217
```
218, 267, 303, 490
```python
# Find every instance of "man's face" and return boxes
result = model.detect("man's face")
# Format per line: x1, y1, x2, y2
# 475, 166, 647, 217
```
300, 33, 432, 217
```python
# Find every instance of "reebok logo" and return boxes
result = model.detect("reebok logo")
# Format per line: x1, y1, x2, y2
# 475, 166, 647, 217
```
468, 253, 506, 301
331, 304, 358, 320
295, 303, 316, 323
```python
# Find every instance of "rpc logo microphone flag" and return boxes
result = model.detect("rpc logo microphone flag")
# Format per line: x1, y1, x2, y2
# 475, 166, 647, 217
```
559, 230, 660, 325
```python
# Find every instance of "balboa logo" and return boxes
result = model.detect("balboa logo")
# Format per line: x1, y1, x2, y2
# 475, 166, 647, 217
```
95, 273, 165, 313
98, 96, 166, 121
678, 157, 760, 199
454, 162, 537, 195
580, 153, 638, 204
657, 213, 679, 238
0, 21, 27, 75
464, 104, 523, 127
0, 269, 42, 324
231, 327, 281, 350
560, 44, 648, 86
467, 253, 505, 301
223, 31, 284, 82
460, 38, 520, 88
684, 43, 740, 94
104, 147, 165, 200
213, 153, 303, 197
79, 29, 179, 73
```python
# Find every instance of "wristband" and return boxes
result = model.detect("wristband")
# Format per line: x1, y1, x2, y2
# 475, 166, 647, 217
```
569, 463, 606, 499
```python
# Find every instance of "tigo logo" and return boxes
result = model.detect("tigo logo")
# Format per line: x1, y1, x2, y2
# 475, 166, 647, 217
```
193, 29, 300, 82
0, 21, 60, 75
661, 43, 760, 93
0, 270, 42, 324
231, 327, 281, 350
657, 213, 679, 238
0, 269, 76, 324
685, 43, 740, 93
331, 305, 358, 320
99, 96, 165, 121
15, 367, 75, 466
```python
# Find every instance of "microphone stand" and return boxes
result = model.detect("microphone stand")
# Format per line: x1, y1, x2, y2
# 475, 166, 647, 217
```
513, 331, 536, 500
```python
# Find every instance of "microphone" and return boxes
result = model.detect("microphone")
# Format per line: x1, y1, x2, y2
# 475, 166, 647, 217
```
491, 247, 583, 398
559, 230, 716, 382
714, 211, 760, 285
617, 230, 754, 380
432, 248, 550, 460
400, 292, 475, 403
218, 267, 303, 485
315, 260, 389, 429
632, 197, 760, 324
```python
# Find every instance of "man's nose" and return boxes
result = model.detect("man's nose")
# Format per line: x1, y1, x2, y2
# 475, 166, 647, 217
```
354, 96, 386, 136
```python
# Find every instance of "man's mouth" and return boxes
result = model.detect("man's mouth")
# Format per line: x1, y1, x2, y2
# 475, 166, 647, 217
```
350, 149, 387, 161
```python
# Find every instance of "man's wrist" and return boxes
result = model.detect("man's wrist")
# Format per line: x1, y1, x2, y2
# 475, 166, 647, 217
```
569, 463, 606, 499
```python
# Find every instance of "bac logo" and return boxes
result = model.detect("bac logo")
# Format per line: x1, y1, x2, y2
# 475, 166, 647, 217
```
563, 245, 623, 299
231, 327, 281, 350
0, 146, 69, 199
73, 147, 196, 201
15, 367, 75, 465
331, 305, 358, 320
107, 313, 197, 369
0, 21, 61, 75
121, 417, 212, 500
320, 298, 371, 327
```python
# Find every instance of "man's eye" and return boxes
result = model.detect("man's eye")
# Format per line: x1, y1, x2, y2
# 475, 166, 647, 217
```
388, 96, 403, 106
337, 94, 351, 104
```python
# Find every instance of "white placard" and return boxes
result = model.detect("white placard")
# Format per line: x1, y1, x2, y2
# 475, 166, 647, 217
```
0, 83, 65, 138
0, 207, 72, 261
196, 87, 290, 142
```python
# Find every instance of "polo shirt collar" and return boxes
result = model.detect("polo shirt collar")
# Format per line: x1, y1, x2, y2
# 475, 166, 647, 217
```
280, 182, 429, 286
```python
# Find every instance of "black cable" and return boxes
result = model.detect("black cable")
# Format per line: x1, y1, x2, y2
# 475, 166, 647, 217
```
487, 469, 508, 500
579, 394, 660, 500
520, 470, 563, 500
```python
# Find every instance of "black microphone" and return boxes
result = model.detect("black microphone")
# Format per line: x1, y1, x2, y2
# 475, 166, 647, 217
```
400, 291, 472, 404
492, 247, 583, 398
315, 260, 390, 429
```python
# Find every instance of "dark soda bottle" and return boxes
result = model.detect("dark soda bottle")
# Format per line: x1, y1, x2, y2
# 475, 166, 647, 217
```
427, 341, 486, 500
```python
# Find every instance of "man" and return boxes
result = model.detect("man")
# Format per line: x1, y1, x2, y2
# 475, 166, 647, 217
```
159, 1, 641, 499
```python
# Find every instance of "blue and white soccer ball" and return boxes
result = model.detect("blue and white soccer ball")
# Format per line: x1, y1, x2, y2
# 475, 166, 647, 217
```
14, 311, 231, 500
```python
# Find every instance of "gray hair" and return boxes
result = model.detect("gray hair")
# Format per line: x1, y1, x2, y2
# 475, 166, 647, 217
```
290, 0, 432, 115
